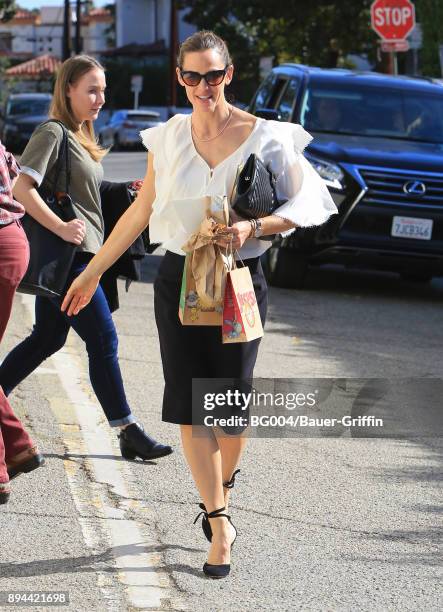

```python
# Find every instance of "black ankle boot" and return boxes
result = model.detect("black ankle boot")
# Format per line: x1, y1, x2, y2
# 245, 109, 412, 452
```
118, 423, 173, 461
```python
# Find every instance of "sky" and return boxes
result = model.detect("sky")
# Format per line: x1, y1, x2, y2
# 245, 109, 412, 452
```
18, 0, 111, 9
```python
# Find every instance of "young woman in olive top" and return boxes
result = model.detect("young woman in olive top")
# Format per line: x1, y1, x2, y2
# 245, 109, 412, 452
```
0, 55, 172, 462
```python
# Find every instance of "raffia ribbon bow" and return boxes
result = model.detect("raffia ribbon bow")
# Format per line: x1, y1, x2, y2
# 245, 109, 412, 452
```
182, 217, 231, 309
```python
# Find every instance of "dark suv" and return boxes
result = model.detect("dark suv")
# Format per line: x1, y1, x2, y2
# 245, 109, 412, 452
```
0, 93, 52, 153
250, 65, 443, 287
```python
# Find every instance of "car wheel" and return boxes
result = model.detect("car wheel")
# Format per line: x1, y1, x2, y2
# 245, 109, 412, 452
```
400, 272, 432, 284
264, 245, 309, 289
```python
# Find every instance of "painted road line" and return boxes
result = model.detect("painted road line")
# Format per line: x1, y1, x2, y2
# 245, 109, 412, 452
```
21, 294, 181, 611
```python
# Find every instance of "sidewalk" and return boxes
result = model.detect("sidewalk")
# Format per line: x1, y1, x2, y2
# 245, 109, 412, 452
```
0, 288, 181, 611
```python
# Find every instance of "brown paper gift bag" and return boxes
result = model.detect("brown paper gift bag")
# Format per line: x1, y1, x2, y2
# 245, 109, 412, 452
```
179, 197, 232, 326
222, 262, 264, 343
179, 250, 226, 325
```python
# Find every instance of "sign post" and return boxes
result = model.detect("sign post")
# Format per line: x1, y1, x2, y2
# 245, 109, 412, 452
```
370, 0, 416, 75
131, 75, 143, 110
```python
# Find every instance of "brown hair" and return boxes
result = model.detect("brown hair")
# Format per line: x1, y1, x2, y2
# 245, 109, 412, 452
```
50, 55, 107, 162
177, 30, 232, 68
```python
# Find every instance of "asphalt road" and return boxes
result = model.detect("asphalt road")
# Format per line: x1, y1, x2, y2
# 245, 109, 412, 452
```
0, 151, 442, 612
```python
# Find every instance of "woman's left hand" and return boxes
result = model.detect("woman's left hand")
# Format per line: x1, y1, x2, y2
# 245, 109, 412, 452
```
216, 221, 251, 251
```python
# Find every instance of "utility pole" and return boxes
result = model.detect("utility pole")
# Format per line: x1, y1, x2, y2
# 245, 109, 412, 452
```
62, 0, 71, 60
154, 0, 159, 42
75, 0, 82, 54
168, 0, 178, 116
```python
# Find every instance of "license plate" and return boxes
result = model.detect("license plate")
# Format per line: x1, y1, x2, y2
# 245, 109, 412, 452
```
391, 216, 433, 240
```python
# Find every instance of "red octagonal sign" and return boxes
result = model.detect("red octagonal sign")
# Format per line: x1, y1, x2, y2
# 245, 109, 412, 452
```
371, 0, 416, 41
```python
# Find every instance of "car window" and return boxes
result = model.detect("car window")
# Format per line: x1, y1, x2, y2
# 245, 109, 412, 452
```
7, 99, 50, 117
110, 111, 125, 123
267, 77, 289, 109
301, 83, 443, 143
275, 78, 300, 121
250, 73, 277, 114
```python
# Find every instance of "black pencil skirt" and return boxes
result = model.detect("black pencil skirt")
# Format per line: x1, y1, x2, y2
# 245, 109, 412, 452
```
153, 250, 268, 425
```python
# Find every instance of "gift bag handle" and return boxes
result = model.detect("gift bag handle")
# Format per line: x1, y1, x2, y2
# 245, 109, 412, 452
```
226, 239, 246, 271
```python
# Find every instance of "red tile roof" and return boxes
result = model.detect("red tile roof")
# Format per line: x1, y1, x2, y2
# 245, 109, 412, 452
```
82, 7, 113, 24
12, 9, 35, 20
89, 8, 111, 17
8, 9, 38, 24
5, 54, 61, 77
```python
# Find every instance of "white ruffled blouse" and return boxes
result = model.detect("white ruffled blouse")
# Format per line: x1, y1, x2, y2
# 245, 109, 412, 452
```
140, 114, 338, 258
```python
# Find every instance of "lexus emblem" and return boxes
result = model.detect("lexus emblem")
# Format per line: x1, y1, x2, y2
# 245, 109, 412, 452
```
403, 180, 426, 196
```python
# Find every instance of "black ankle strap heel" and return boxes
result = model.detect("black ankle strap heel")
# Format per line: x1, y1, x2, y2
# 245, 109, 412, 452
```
206, 506, 231, 521
223, 468, 240, 489
194, 502, 212, 543
196, 470, 241, 543
206, 507, 237, 546
201, 506, 237, 579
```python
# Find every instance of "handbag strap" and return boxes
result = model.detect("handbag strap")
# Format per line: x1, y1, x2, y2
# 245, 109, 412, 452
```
41, 119, 71, 195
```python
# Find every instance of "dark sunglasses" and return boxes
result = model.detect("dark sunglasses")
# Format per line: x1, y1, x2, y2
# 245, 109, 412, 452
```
179, 66, 229, 87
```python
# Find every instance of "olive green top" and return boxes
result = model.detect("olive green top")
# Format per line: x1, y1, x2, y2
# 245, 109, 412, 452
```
20, 121, 104, 254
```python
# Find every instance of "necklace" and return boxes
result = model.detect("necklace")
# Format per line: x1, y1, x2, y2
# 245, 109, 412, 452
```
191, 105, 233, 142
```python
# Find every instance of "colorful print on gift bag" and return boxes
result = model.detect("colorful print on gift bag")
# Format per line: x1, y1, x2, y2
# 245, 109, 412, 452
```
179, 253, 224, 325
222, 265, 264, 343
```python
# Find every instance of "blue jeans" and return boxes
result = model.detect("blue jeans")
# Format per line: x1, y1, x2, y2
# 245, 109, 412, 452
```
0, 253, 135, 427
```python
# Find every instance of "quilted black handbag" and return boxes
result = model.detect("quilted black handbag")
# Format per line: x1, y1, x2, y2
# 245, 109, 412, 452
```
18, 120, 78, 298
231, 153, 279, 219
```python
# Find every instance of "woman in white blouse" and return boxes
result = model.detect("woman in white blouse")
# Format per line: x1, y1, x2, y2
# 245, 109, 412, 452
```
62, 30, 337, 579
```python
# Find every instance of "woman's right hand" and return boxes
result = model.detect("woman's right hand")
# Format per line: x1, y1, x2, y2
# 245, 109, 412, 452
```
61, 269, 100, 316
57, 219, 86, 245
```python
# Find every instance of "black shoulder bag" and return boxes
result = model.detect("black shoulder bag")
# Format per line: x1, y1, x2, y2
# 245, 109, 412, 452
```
18, 120, 78, 298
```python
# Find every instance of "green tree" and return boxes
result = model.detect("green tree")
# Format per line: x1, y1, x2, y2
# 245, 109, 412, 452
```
178, 1, 377, 101
0, 0, 17, 22
416, 0, 443, 76
103, 2, 116, 48
103, 59, 170, 108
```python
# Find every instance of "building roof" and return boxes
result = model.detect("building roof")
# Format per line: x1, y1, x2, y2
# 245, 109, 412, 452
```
4, 7, 112, 26
5, 54, 61, 78
81, 7, 113, 25
8, 9, 38, 25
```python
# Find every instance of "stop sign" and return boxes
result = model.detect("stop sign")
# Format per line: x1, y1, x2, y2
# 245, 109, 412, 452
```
371, 0, 416, 41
